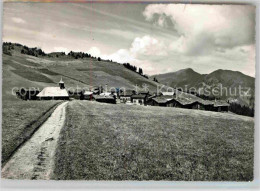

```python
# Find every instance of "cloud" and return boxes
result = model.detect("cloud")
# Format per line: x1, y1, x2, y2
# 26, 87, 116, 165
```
92, 35, 167, 63
88, 47, 101, 57
130, 35, 168, 56
103, 49, 136, 63
87, 35, 168, 74
12, 17, 26, 24
143, 4, 255, 56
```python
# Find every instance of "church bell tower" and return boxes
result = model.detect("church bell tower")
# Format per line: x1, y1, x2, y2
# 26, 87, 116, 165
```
59, 77, 65, 89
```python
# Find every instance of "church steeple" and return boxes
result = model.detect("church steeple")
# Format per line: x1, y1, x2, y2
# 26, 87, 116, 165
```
59, 77, 65, 89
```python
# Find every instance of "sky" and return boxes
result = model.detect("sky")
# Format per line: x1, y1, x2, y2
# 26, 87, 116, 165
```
2, 2, 256, 76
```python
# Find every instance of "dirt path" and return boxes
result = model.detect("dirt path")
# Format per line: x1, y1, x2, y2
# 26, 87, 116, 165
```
2, 101, 68, 180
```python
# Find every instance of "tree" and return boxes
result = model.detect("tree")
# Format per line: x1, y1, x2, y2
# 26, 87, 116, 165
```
138, 68, 143, 75
98, 57, 101, 61
153, 77, 159, 83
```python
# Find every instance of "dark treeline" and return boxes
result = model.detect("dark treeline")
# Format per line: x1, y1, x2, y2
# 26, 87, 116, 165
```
123, 63, 137, 72
153, 77, 159, 83
21, 46, 46, 57
3, 42, 16, 56
68, 51, 91, 59
229, 102, 254, 117
123, 63, 149, 79
3, 42, 46, 57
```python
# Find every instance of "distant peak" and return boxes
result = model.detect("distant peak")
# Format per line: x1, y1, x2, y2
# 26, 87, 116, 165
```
180, 68, 197, 73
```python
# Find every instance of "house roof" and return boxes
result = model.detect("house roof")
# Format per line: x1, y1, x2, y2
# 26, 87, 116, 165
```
84, 91, 93, 96
37, 87, 69, 97
100, 92, 112, 96
172, 91, 215, 106
174, 96, 196, 105
119, 89, 135, 96
138, 90, 150, 94
199, 100, 214, 105
93, 95, 115, 100
132, 94, 147, 99
161, 92, 175, 96
92, 90, 99, 93
152, 97, 172, 104
214, 100, 230, 107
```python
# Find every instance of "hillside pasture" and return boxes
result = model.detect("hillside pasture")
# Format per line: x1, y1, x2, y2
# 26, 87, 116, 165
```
37, 68, 60, 76
11, 70, 54, 83
54, 101, 254, 181
3, 49, 161, 96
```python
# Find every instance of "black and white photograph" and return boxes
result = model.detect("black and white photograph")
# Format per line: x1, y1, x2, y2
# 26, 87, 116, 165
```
1, 0, 256, 183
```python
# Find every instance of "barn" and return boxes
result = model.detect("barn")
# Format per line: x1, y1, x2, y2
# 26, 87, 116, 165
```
36, 78, 69, 100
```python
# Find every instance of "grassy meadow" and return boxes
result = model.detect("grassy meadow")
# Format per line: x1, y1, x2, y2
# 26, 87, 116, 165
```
54, 101, 254, 181
2, 100, 61, 164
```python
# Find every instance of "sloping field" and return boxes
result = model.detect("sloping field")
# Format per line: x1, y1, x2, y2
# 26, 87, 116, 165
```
54, 101, 254, 181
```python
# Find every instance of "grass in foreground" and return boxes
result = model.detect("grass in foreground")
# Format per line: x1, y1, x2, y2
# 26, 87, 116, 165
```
54, 101, 254, 181
2, 100, 61, 164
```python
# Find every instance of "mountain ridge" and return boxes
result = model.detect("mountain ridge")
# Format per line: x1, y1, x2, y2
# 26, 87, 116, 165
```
152, 68, 255, 107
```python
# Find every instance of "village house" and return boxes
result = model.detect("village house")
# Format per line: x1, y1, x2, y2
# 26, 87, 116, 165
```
147, 89, 230, 113
119, 89, 136, 103
90, 86, 101, 95
189, 100, 215, 110
131, 94, 149, 105
93, 95, 116, 104
138, 90, 151, 97
147, 97, 172, 107
83, 91, 93, 100
36, 78, 69, 100
213, 100, 230, 112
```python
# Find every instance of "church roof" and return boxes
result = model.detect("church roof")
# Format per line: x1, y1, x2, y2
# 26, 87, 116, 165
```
37, 87, 69, 97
